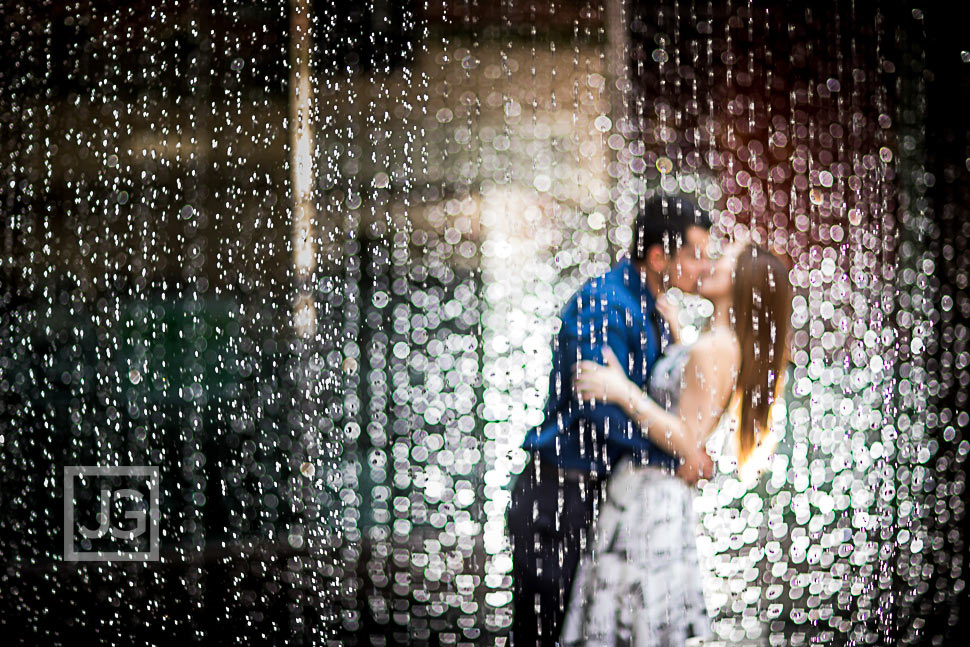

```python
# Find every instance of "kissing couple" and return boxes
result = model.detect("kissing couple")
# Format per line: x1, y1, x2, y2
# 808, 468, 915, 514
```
508, 193, 792, 647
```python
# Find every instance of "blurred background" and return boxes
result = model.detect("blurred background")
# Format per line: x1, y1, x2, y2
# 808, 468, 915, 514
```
1, 1, 969, 645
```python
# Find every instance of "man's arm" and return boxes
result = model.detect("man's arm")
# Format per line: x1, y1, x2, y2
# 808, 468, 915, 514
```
571, 301, 679, 472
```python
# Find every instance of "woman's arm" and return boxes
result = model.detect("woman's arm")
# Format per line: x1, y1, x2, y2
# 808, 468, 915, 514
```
574, 333, 738, 461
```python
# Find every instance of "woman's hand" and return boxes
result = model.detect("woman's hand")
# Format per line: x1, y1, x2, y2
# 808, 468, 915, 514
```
577, 347, 710, 467
573, 347, 636, 406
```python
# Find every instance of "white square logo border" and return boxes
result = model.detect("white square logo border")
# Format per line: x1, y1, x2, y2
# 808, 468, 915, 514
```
63, 466, 160, 562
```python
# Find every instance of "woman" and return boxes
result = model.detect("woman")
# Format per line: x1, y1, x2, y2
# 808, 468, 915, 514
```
559, 242, 792, 647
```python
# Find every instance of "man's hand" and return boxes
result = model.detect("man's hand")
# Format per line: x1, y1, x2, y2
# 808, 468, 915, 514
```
675, 448, 714, 486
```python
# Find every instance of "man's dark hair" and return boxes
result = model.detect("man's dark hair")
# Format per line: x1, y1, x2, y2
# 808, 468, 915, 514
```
630, 193, 712, 262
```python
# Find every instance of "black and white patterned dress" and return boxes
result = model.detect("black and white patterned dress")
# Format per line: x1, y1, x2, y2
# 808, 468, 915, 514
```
561, 343, 712, 647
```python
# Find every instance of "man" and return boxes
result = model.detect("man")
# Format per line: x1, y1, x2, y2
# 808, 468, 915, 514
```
507, 193, 714, 647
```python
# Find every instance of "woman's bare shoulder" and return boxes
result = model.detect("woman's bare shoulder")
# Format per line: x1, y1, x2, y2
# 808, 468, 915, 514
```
685, 329, 741, 396
690, 328, 740, 364
677, 329, 740, 430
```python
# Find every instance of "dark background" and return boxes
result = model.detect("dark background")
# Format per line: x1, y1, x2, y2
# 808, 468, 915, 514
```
921, 0, 970, 641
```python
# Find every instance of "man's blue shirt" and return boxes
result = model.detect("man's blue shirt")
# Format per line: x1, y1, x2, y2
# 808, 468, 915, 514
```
521, 257, 678, 475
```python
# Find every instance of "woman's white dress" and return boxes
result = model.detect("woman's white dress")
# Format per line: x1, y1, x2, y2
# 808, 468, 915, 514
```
560, 343, 712, 647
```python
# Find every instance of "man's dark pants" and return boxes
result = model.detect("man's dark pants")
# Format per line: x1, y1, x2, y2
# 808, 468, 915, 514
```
507, 455, 606, 647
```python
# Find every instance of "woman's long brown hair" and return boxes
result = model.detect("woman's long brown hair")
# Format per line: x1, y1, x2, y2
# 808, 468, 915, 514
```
731, 245, 792, 469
